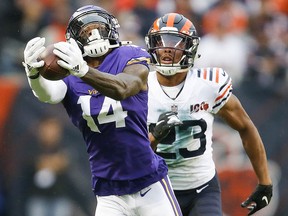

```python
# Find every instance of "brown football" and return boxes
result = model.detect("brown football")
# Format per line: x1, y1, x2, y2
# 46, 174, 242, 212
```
38, 44, 70, 80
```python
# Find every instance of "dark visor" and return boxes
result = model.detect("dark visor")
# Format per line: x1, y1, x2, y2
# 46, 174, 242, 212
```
69, 13, 110, 38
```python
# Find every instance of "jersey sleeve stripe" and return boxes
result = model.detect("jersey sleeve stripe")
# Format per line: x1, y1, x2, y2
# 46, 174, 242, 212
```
127, 57, 150, 65
215, 68, 219, 83
219, 76, 231, 92
197, 68, 222, 83
197, 69, 201, 77
212, 89, 232, 110
209, 68, 213, 81
215, 83, 232, 102
203, 68, 207, 80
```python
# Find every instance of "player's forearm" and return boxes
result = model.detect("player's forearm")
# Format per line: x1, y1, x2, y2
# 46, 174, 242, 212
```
240, 126, 272, 185
28, 76, 67, 104
82, 67, 144, 100
149, 133, 159, 151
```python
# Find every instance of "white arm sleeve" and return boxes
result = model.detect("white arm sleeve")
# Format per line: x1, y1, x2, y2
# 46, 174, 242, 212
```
27, 76, 67, 104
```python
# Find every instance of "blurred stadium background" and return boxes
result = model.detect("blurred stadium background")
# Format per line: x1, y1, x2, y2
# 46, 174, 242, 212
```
0, 0, 287, 215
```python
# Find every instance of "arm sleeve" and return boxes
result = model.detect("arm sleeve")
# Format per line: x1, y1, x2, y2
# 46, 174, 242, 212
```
27, 76, 67, 104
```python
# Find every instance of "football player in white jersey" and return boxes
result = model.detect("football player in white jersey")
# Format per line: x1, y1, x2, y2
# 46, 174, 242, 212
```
145, 13, 273, 216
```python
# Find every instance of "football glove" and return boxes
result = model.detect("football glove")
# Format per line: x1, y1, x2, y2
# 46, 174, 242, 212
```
152, 111, 182, 141
54, 38, 89, 78
23, 37, 46, 79
241, 184, 273, 215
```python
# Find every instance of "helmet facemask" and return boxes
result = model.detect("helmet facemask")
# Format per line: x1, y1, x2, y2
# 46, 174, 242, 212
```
79, 23, 119, 57
146, 30, 200, 76
66, 5, 120, 57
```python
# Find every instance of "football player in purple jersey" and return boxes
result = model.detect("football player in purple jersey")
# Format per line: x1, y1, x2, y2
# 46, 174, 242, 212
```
22, 5, 182, 216
146, 13, 273, 216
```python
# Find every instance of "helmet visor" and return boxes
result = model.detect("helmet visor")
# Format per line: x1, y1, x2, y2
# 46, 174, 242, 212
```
148, 32, 193, 50
77, 13, 108, 26
68, 13, 110, 39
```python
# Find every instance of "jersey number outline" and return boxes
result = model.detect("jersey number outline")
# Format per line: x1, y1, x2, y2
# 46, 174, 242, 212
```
77, 95, 128, 133
157, 119, 207, 159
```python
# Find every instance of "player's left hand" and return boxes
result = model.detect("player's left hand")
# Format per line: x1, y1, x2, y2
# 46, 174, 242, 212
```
23, 37, 46, 78
241, 184, 272, 215
54, 38, 89, 77
152, 111, 182, 141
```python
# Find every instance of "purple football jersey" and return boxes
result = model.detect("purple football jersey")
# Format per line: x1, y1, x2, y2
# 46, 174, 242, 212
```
62, 45, 167, 195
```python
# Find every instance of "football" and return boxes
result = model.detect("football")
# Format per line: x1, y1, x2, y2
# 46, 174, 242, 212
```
38, 44, 70, 80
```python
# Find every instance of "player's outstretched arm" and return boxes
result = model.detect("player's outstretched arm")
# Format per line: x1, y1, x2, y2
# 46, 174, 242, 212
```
28, 76, 67, 104
83, 63, 149, 100
217, 94, 272, 215
54, 38, 149, 101
23, 37, 67, 104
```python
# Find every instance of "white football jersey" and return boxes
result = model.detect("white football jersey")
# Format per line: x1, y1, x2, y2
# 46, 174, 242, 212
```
148, 67, 233, 190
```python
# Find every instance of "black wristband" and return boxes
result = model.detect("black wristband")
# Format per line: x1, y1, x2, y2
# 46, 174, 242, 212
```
28, 72, 40, 79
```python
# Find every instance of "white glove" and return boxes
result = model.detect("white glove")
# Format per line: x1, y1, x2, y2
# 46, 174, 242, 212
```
54, 38, 89, 78
23, 37, 46, 79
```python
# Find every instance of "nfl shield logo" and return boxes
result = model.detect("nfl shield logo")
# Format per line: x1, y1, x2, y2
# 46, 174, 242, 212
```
171, 104, 178, 112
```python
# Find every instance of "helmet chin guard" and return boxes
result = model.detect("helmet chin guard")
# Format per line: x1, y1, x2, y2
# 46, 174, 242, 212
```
155, 65, 188, 76
83, 40, 110, 57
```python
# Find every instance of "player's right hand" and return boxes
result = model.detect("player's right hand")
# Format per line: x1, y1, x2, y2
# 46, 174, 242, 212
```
23, 37, 45, 78
152, 111, 182, 141
54, 38, 89, 78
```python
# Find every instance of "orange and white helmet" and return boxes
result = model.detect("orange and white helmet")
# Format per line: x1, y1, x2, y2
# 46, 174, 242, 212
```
145, 13, 200, 76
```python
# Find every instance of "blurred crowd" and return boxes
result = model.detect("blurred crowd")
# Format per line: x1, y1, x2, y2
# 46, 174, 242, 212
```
0, 0, 287, 216
0, 0, 287, 93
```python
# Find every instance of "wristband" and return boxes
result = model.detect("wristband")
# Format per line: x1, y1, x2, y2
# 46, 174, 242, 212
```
28, 72, 40, 79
